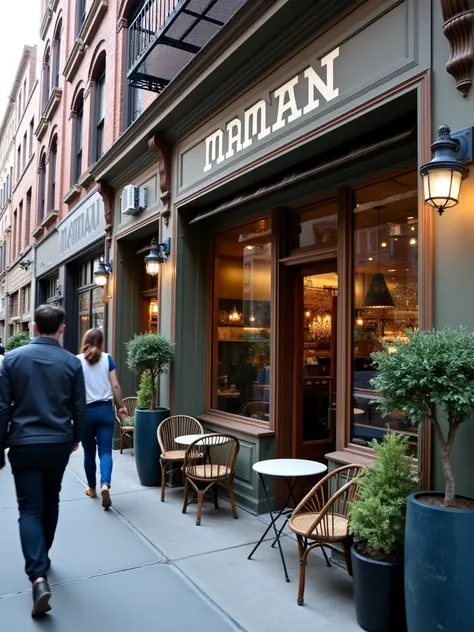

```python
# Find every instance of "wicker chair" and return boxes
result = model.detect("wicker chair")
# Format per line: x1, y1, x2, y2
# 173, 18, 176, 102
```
157, 415, 204, 502
288, 464, 363, 606
116, 397, 137, 454
182, 433, 240, 526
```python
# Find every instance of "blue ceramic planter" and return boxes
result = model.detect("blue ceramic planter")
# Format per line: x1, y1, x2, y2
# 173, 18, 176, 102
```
405, 492, 474, 632
134, 408, 169, 486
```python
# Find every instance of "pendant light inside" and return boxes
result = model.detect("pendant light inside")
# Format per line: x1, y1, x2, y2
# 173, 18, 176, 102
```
361, 207, 396, 309
361, 272, 395, 308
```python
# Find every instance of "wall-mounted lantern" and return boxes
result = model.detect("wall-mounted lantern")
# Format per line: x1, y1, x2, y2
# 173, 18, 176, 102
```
144, 237, 171, 277
420, 125, 473, 215
94, 257, 113, 287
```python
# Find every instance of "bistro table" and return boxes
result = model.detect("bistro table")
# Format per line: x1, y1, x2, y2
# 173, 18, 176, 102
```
248, 458, 327, 582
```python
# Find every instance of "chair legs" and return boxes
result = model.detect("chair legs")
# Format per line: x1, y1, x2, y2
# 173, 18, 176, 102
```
182, 478, 190, 513
120, 430, 124, 454
296, 535, 308, 606
196, 490, 205, 526
160, 460, 167, 502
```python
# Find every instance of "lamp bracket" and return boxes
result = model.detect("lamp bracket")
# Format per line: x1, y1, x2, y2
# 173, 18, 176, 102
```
158, 237, 171, 258
451, 126, 474, 163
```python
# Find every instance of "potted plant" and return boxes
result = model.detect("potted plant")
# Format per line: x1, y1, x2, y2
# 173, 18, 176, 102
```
5, 331, 30, 351
371, 328, 474, 632
349, 432, 416, 632
126, 333, 174, 486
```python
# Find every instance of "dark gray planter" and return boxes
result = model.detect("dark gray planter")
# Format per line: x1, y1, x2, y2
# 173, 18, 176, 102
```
134, 408, 169, 486
351, 542, 406, 632
405, 492, 474, 632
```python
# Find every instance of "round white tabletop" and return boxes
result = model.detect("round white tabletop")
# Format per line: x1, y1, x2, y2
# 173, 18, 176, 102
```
253, 458, 327, 478
175, 433, 229, 446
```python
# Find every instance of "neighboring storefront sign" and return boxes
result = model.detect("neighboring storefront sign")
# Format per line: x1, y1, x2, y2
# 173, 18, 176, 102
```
35, 229, 60, 277
59, 190, 105, 258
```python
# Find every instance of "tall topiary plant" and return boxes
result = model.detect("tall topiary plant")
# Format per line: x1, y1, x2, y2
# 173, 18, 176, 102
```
5, 332, 30, 351
371, 327, 474, 507
350, 432, 417, 560
126, 333, 174, 410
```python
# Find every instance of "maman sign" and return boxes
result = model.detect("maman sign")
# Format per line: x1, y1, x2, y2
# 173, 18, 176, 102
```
204, 48, 340, 173
59, 191, 105, 257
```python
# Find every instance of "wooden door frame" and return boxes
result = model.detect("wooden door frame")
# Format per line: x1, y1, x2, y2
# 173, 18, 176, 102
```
290, 259, 338, 460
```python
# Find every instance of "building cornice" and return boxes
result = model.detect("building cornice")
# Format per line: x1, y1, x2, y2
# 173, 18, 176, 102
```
40, 0, 60, 41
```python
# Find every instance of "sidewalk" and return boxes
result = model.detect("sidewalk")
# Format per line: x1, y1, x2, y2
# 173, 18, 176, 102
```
0, 448, 359, 631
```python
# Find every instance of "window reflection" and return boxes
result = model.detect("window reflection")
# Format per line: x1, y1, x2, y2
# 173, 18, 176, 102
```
213, 218, 272, 422
352, 170, 418, 454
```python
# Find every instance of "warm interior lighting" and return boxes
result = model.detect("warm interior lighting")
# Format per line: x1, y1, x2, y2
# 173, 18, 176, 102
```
381, 241, 388, 248
356, 318, 364, 327
420, 125, 469, 215
409, 238, 417, 246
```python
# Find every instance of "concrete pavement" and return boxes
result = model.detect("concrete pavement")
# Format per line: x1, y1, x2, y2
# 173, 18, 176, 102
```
0, 448, 359, 631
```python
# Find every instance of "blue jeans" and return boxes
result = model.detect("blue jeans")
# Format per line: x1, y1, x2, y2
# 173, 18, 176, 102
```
82, 401, 115, 489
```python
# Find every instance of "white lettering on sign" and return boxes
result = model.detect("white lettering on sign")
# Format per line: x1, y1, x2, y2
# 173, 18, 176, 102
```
203, 48, 340, 173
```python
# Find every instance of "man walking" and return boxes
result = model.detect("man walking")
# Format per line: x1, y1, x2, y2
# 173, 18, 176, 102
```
0, 305, 86, 617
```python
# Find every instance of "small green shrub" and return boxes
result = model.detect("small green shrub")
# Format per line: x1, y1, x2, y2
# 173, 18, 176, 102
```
136, 370, 152, 410
126, 333, 174, 410
6, 332, 30, 351
349, 432, 417, 561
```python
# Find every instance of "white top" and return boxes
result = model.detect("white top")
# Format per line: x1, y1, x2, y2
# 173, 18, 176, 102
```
253, 458, 327, 478
175, 433, 229, 446
77, 352, 113, 405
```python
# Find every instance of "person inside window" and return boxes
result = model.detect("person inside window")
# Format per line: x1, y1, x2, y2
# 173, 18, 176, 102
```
77, 329, 127, 509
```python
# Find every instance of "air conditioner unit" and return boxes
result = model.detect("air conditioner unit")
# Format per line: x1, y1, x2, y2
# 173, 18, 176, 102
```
121, 185, 147, 216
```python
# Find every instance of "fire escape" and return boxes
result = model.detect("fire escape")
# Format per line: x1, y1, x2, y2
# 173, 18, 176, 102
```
127, 0, 248, 93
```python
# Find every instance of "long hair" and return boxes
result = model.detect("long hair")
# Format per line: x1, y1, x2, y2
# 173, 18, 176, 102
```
81, 328, 103, 365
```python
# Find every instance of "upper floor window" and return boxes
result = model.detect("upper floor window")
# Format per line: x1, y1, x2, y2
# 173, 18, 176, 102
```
49, 136, 58, 211
72, 91, 84, 183
43, 48, 51, 108
92, 58, 106, 162
77, 0, 86, 36
38, 153, 47, 222
124, 0, 145, 129
52, 21, 62, 89
29, 118, 34, 157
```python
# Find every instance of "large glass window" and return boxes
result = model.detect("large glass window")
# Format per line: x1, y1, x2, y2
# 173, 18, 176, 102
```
212, 218, 272, 422
77, 257, 104, 351
351, 170, 418, 454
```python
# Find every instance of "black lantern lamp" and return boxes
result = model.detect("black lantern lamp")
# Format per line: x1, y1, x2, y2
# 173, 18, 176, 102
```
420, 125, 472, 216
361, 207, 395, 309
144, 237, 171, 277
94, 257, 112, 287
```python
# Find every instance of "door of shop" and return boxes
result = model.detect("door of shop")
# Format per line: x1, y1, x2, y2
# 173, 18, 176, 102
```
291, 260, 338, 495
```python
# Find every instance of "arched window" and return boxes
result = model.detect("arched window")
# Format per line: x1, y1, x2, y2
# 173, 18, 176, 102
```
124, 0, 145, 129
72, 91, 84, 183
38, 153, 47, 222
91, 54, 106, 162
77, 0, 86, 36
43, 48, 51, 108
48, 136, 58, 211
52, 20, 62, 89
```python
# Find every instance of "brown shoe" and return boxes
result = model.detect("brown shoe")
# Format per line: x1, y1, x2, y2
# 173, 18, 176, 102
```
85, 488, 97, 498
101, 485, 111, 509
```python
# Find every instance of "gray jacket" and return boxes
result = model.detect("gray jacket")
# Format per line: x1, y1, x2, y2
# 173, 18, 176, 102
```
0, 337, 86, 456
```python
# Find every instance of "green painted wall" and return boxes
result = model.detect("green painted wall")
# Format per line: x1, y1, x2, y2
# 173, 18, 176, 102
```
431, 0, 474, 497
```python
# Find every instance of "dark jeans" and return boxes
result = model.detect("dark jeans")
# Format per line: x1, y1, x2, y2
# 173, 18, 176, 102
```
82, 401, 115, 489
9, 442, 71, 583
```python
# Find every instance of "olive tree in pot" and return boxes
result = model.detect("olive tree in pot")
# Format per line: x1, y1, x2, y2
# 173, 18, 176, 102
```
349, 432, 416, 632
126, 333, 174, 486
372, 328, 474, 632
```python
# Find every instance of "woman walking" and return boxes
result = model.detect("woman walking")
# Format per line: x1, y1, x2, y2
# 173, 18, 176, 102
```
77, 328, 127, 509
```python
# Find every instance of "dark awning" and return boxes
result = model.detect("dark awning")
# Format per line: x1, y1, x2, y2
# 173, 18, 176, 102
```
128, 0, 248, 93
189, 123, 416, 224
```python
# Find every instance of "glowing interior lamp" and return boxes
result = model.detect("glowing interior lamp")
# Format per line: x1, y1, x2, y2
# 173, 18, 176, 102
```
229, 307, 241, 322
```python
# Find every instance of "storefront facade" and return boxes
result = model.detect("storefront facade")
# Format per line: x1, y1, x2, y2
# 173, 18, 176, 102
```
35, 189, 106, 353
92, 0, 474, 512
